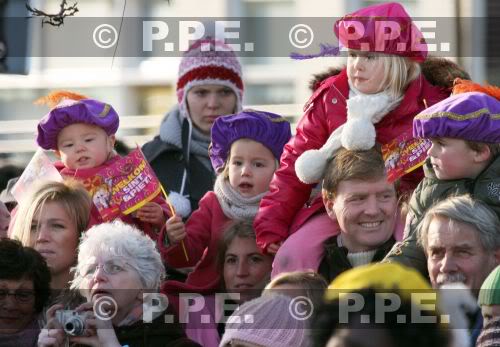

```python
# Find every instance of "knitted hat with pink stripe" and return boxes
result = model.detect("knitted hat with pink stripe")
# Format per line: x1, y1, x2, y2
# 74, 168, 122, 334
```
176, 38, 244, 120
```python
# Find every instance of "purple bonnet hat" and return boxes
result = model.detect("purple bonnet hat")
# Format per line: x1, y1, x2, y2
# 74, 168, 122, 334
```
37, 98, 120, 150
209, 110, 292, 172
413, 92, 500, 143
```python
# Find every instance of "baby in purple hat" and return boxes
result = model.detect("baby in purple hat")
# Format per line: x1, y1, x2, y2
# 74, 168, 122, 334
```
35, 91, 169, 238
158, 110, 291, 292
386, 88, 500, 274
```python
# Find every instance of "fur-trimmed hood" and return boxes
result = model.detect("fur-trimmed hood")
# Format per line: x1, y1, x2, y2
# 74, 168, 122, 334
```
308, 57, 471, 92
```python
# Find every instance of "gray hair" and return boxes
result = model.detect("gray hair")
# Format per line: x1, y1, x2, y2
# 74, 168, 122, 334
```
71, 220, 165, 291
418, 194, 500, 251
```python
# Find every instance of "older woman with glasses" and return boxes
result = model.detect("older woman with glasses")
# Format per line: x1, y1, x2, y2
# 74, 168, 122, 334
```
0, 238, 51, 347
38, 220, 200, 347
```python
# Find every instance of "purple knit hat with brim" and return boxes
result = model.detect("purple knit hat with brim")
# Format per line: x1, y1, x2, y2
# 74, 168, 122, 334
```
413, 92, 500, 143
37, 98, 120, 150
209, 110, 292, 172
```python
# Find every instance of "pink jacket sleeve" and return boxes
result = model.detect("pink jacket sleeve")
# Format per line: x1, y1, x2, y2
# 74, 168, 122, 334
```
159, 192, 214, 268
254, 93, 335, 251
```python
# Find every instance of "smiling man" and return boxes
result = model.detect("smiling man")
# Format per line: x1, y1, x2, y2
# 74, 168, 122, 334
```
317, 147, 399, 282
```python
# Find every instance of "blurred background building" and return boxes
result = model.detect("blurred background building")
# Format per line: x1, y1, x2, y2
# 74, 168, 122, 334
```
0, 0, 497, 166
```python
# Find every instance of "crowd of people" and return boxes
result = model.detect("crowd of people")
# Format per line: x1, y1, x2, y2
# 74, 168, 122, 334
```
1, 2, 500, 347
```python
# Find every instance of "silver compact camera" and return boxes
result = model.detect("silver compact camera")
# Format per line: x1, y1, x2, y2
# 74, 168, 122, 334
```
55, 310, 88, 336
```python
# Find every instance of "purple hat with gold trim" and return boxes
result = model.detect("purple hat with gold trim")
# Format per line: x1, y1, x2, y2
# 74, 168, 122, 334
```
413, 92, 500, 143
36, 98, 120, 150
209, 110, 292, 172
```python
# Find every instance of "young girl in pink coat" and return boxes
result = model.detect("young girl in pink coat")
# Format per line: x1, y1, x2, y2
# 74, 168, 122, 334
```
159, 110, 291, 293
254, 2, 468, 262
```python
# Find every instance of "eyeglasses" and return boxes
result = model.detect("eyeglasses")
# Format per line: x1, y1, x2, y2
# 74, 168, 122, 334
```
80, 259, 130, 278
0, 289, 35, 303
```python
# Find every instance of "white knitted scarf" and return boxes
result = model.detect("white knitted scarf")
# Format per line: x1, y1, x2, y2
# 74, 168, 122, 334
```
213, 175, 267, 221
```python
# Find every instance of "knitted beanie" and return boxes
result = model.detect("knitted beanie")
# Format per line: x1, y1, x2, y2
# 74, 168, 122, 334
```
479, 265, 500, 306
220, 294, 312, 347
176, 38, 243, 120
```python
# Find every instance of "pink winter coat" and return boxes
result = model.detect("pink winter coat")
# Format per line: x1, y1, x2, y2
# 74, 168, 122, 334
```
254, 68, 449, 251
159, 191, 232, 293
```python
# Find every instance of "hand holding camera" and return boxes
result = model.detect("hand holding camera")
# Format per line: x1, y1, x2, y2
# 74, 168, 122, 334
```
55, 309, 90, 336
38, 302, 120, 347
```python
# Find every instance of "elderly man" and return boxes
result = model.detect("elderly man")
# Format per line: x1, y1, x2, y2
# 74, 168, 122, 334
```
418, 194, 500, 295
418, 194, 500, 346
272, 147, 402, 282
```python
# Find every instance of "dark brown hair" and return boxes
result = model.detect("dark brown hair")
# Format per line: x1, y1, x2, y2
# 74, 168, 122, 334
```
465, 141, 500, 159
0, 238, 51, 312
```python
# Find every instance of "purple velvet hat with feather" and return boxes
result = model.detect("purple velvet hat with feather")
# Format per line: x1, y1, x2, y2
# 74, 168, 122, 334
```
37, 98, 119, 150
413, 92, 500, 143
209, 110, 292, 172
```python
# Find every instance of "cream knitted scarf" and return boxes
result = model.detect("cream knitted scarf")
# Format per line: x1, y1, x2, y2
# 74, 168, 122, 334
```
213, 175, 266, 221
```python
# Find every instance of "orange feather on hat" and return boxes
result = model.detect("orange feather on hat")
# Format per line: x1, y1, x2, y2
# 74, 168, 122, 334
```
34, 90, 88, 108
452, 78, 500, 101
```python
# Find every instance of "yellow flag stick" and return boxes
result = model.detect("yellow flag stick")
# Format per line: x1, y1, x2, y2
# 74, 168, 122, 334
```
159, 185, 189, 262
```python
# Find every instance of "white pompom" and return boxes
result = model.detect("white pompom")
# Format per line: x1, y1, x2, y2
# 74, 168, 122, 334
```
341, 119, 377, 150
295, 149, 330, 184
167, 191, 192, 218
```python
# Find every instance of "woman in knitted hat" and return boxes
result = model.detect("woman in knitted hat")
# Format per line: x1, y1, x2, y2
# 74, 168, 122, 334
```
158, 110, 291, 293
254, 2, 470, 256
142, 38, 244, 219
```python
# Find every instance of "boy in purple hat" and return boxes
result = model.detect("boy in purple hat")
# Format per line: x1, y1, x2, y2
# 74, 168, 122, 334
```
35, 91, 169, 239
159, 110, 291, 293
386, 90, 500, 274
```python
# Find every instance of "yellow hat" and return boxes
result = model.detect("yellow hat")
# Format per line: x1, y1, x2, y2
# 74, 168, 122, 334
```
325, 262, 433, 302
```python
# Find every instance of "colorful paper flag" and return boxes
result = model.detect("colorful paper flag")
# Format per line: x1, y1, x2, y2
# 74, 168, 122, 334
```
11, 148, 63, 204
87, 148, 162, 221
382, 132, 432, 183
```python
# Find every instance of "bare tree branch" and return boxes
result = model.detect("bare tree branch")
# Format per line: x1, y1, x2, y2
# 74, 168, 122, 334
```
26, 0, 79, 27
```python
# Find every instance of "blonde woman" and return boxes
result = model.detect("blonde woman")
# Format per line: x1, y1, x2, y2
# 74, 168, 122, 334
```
10, 180, 91, 289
